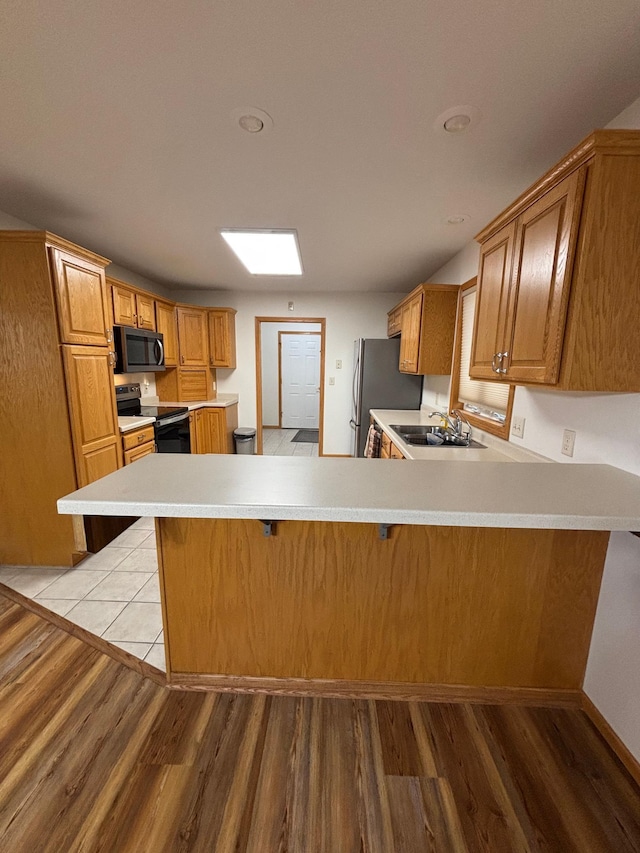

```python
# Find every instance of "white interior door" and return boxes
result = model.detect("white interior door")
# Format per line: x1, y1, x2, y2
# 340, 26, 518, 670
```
280, 334, 321, 429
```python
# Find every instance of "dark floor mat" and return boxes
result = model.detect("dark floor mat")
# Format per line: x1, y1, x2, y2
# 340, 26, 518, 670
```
292, 429, 319, 443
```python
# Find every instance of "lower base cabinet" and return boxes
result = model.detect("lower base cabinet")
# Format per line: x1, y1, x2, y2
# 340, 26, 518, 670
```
190, 405, 238, 454
122, 425, 156, 464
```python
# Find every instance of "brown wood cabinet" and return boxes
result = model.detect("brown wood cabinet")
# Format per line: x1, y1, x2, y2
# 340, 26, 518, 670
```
388, 284, 459, 375
156, 366, 213, 402
63, 345, 123, 487
471, 129, 640, 391
50, 247, 111, 347
191, 405, 238, 454
0, 231, 118, 566
208, 308, 237, 368
155, 300, 179, 366
177, 306, 209, 367
386, 306, 402, 337
123, 428, 156, 464
110, 279, 157, 331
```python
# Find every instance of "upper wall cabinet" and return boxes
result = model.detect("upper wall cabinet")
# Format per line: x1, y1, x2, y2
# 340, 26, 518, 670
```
155, 299, 179, 366
208, 308, 237, 369
471, 129, 640, 391
176, 306, 209, 367
109, 279, 156, 331
50, 247, 111, 347
388, 284, 459, 375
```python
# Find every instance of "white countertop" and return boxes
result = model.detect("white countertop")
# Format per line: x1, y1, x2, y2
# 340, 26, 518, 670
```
370, 409, 550, 463
117, 415, 156, 434
156, 394, 239, 411
58, 453, 640, 531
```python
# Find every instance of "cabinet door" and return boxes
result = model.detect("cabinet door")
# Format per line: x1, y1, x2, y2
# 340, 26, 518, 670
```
194, 409, 210, 453
469, 222, 516, 380
156, 301, 178, 366
136, 292, 156, 331
399, 294, 422, 373
189, 411, 198, 453
503, 170, 584, 384
62, 345, 122, 486
177, 307, 209, 366
50, 248, 110, 346
124, 441, 156, 464
111, 283, 137, 327
205, 408, 226, 453
208, 309, 237, 368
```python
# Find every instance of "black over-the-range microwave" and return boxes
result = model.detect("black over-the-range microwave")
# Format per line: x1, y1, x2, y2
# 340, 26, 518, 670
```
113, 325, 165, 373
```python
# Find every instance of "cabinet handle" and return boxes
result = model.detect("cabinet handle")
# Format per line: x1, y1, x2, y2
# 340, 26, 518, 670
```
106, 328, 113, 344
498, 351, 509, 375
138, 434, 145, 443
133, 314, 138, 325
181, 355, 185, 365
492, 353, 499, 373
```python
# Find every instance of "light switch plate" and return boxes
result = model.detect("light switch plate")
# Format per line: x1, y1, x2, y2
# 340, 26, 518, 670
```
329, 376, 335, 385
561, 429, 576, 457
511, 416, 525, 439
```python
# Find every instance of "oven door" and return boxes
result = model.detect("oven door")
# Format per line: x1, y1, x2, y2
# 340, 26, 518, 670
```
154, 413, 190, 453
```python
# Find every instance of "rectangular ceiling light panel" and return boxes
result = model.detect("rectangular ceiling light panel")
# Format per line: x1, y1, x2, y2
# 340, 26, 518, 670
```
220, 229, 303, 275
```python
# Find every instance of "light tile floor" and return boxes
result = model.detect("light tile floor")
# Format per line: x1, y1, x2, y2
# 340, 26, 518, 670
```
0, 517, 166, 670
262, 428, 319, 457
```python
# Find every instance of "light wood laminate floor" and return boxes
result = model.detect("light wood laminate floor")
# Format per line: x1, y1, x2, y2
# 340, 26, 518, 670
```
0, 594, 639, 852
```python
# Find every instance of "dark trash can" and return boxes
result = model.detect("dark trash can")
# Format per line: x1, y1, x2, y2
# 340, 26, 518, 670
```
234, 427, 256, 455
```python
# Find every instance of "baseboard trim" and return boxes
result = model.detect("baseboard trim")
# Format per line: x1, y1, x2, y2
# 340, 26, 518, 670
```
168, 671, 582, 707
319, 453, 352, 458
581, 692, 640, 787
0, 583, 167, 687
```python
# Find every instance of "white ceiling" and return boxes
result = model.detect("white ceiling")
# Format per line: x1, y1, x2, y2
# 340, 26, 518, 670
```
1, 1, 640, 292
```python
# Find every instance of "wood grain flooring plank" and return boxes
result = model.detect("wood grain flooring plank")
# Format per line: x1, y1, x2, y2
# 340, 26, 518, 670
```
307, 697, 365, 853
416, 703, 534, 852
244, 695, 300, 852
352, 699, 395, 853
534, 707, 640, 851
0, 666, 161, 853
376, 699, 424, 776
0, 593, 639, 853
481, 705, 618, 852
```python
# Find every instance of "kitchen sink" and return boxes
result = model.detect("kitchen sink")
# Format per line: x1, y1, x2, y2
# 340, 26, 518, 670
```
389, 424, 486, 449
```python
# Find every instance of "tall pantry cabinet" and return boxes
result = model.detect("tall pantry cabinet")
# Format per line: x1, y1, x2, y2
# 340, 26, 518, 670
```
0, 231, 122, 567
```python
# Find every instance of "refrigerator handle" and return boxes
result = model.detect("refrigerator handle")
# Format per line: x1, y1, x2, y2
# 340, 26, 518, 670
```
352, 343, 360, 423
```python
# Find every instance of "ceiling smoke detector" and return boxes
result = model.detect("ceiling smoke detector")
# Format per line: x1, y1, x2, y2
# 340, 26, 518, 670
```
434, 105, 481, 134
444, 214, 470, 225
231, 106, 274, 134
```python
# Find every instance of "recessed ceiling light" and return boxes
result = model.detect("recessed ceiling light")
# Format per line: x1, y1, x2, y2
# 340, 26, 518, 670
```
220, 229, 303, 275
443, 114, 471, 133
231, 106, 274, 134
444, 214, 470, 225
434, 105, 481, 134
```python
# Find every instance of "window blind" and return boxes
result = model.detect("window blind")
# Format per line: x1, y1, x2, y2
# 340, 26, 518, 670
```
458, 289, 511, 414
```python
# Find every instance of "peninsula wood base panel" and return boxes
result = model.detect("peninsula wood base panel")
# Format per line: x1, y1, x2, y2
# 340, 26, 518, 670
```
157, 518, 609, 693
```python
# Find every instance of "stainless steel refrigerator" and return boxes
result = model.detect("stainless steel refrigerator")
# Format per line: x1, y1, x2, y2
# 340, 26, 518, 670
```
350, 338, 423, 457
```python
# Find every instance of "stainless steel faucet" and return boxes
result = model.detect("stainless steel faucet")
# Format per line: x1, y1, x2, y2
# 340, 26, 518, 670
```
428, 409, 473, 442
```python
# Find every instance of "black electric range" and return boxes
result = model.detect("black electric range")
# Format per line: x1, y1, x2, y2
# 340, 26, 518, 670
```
115, 383, 190, 453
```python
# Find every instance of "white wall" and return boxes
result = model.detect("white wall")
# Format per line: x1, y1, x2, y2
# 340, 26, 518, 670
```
174, 290, 404, 454
260, 322, 321, 426
423, 93, 640, 762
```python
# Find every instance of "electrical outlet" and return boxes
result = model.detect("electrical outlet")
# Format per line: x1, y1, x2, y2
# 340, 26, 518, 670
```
511, 415, 525, 439
288, 301, 294, 311
561, 429, 576, 457
336, 359, 342, 369
329, 376, 335, 385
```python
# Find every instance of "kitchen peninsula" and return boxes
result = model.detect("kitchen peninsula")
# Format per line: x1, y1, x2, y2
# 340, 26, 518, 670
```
58, 454, 640, 703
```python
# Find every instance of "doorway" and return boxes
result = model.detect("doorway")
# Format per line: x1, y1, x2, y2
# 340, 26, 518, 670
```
279, 332, 321, 429
255, 317, 326, 455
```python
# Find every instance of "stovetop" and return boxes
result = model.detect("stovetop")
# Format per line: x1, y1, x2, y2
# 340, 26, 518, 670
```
139, 405, 188, 420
